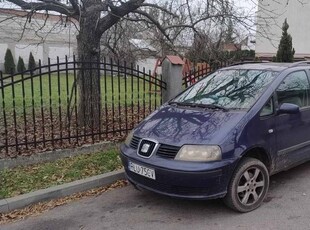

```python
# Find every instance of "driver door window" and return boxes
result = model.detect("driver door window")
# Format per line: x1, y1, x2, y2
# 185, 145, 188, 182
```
276, 71, 310, 108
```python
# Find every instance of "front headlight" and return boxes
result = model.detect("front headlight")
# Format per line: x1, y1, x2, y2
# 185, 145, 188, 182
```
175, 145, 222, 162
124, 130, 134, 146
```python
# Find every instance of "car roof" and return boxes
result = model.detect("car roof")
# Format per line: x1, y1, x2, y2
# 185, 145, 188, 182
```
222, 62, 309, 72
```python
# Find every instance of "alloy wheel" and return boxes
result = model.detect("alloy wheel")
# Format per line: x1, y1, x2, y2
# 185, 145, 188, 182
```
237, 167, 265, 205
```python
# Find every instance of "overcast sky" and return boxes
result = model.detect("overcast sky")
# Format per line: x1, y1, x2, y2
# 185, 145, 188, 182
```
237, 0, 258, 9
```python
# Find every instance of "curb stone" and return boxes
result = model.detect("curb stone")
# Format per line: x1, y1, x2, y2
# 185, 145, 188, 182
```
0, 169, 125, 214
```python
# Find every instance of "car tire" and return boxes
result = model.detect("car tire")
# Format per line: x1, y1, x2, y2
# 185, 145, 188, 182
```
224, 157, 269, 213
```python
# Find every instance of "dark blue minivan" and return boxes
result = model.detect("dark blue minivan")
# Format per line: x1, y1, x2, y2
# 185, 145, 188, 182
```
120, 62, 310, 212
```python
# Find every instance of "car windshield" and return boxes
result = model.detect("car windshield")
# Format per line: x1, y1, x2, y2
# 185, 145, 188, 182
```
172, 69, 278, 110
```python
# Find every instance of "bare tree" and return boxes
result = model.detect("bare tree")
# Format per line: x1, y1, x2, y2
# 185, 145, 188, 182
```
100, 18, 154, 64
2, 0, 261, 126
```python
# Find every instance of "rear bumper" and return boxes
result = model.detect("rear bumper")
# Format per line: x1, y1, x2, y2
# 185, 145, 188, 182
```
120, 145, 237, 200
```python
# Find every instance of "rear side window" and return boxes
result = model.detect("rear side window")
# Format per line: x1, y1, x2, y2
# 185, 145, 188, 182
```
276, 71, 310, 108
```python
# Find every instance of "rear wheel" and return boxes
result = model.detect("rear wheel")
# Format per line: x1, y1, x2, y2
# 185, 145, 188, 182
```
224, 157, 269, 212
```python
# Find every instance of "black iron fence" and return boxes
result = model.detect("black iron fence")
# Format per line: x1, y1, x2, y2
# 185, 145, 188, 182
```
0, 56, 166, 158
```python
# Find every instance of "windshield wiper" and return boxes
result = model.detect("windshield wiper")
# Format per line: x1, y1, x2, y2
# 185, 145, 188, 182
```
169, 101, 196, 108
192, 103, 229, 112
168, 101, 180, 106
169, 101, 229, 112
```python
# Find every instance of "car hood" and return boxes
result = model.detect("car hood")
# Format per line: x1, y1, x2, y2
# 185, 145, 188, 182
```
134, 105, 247, 146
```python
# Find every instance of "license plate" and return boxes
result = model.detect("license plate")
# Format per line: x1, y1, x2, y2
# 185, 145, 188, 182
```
128, 161, 156, 180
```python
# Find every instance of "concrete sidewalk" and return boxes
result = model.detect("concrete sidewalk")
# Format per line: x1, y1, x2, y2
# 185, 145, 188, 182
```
0, 169, 125, 213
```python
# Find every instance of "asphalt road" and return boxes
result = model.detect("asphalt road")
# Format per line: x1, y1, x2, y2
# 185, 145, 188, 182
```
3, 162, 310, 230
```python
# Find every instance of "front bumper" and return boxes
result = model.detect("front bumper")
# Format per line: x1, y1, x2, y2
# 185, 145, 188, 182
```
120, 144, 237, 200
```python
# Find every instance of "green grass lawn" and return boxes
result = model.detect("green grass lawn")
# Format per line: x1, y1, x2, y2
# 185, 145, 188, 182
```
0, 147, 122, 199
0, 73, 162, 113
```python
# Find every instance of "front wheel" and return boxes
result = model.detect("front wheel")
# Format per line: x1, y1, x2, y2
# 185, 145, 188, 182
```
224, 157, 269, 212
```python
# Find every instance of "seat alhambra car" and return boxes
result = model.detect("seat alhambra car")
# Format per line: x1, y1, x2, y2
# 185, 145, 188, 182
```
120, 62, 310, 212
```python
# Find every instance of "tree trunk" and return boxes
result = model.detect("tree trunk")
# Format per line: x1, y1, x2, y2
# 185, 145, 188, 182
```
76, 8, 102, 129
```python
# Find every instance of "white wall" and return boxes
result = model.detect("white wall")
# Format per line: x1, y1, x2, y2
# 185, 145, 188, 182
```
0, 10, 78, 71
256, 0, 310, 58
0, 43, 8, 63
15, 44, 43, 64
48, 46, 75, 62
136, 58, 160, 74
0, 43, 8, 70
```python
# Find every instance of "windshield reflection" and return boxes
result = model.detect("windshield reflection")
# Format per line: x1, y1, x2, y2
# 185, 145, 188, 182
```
174, 69, 278, 110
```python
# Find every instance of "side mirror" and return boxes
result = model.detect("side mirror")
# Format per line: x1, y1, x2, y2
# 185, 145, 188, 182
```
277, 103, 300, 115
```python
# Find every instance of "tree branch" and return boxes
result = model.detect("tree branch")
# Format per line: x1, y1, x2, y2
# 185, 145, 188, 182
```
7, 0, 77, 18
97, 0, 145, 35
69, 0, 80, 15
140, 3, 177, 17
164, 13, 234, 30
133, 9, 172, 43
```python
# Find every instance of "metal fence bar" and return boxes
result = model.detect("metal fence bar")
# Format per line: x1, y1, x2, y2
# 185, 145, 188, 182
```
90, 58, 95, 144
65, 55, 71, 144
21, 71, 28, 149
39, 60, 46, 148
96, 56, 101, 141
48, 58, 55, 148
73, 55, 79, 144
57, 57, 63, 146
117, 59, 122, 136
110, 58, 115, 135
143, 67, 146, 119
124, 61, 128, 134
155, 73, 158, 110
137, 65, 141, 123
11, 74, 19, 153
148, 69, 152, 116
30, 69, 37, 148
81, 57, 87, 142
103, 57, 108, 139
130, 62, 134, 130
0, 72, 8, 155
160, 74, 163, 105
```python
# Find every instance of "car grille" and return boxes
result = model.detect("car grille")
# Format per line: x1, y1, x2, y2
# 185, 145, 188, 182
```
130, 136, 180, 159
156, 144, 180, 159
130, 136, 141, 149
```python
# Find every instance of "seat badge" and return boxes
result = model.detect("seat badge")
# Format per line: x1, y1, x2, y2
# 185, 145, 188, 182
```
137, 139, 158, 158
141, 143, 151, 153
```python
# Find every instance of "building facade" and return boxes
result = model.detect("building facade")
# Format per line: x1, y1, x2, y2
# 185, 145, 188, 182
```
256, 0, 310, 59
